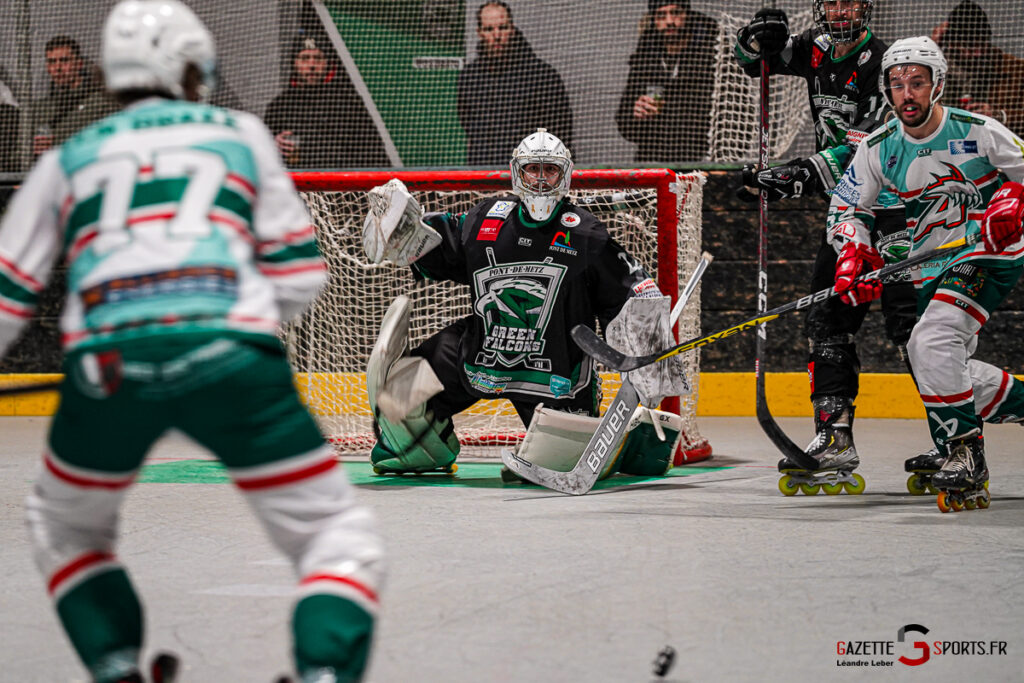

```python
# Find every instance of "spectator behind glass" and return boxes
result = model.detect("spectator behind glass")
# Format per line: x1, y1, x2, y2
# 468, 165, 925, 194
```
263, 34, 388, 169
0, 64, 19, 172
27, 35, 117, 160
932, 0, 1024, 136
615, 1, 718, 163
457, 2, 574, 166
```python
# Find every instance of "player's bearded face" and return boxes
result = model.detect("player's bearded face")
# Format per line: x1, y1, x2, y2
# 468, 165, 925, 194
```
823, 0, 866, 35
888, 65, 935, 127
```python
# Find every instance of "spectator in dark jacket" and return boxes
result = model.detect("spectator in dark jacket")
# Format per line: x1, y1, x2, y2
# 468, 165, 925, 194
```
616, 1, 718, 163
264, 34, 389, 169
457, 2, 573, 166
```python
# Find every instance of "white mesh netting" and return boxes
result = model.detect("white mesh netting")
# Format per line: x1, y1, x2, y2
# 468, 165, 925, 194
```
284, 170, 710, 461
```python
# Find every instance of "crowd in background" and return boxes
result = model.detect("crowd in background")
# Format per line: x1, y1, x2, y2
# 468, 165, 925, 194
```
0, 0, 1020, 173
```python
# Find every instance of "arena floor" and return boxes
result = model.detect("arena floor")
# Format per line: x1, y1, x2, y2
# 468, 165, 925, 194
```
2, 416, 1023, 682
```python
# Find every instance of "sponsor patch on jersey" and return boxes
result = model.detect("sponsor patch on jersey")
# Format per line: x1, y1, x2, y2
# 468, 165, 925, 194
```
518, 237, 532, 247
917, 148, 933, 157
560, 212, 580, 228
949, 139, 979, 155
468, 371, 510, 394
832, 166, 864, 205
886, 155, 898, 169
487, 201, 515, 219
477, 217, 504, 241
549, 231, 576, 255
811, 45, 825, 69
632, 277, 660, 298
549, 375, 571, 398
844, 72, 858, 92
858, 49, 871, 66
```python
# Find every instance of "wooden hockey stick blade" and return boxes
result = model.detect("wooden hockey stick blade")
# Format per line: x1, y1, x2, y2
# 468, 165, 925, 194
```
500, 379, 639, 495
572, 234, 975, 372
0, 381, 62, 396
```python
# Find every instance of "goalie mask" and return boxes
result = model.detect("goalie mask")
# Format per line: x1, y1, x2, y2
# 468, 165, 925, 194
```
813, 0, 873, 45
103, 0, 217, 101
510, 128, 573, 223
879, 36, 947, 111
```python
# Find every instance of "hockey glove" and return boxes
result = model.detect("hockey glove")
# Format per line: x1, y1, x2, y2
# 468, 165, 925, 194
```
736, 8, 790, 62
981, 181, 1024, 253
834, 242, 884, 306
737, 158, 817, 203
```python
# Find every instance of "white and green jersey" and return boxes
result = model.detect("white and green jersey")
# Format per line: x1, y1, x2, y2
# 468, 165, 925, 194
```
0, 97, 324, 354
828, 107, 1024, 285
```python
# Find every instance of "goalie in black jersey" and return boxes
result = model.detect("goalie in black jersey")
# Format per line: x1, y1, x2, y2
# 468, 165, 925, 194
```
360, 129, 690, 479
734, 1, 924, 477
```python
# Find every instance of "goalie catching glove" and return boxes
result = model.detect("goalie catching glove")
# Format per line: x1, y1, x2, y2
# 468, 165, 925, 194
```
981, 181, 1024, 254
363, 178, 442, 266
606, 296, 690, 407
738, 157, 819, 203
735, 7, 790, 62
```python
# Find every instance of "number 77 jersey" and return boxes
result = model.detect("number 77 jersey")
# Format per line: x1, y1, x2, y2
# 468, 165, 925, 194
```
829, 108, 1024, 286
0, 98, 324, 356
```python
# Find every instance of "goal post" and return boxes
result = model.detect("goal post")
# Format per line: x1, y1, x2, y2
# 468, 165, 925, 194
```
287, 169, 712, 465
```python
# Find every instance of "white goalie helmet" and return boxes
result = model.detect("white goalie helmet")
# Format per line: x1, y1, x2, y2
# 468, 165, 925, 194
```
879, 36, 947, 108
510, 128, 573, 223
103, 0, 217, 101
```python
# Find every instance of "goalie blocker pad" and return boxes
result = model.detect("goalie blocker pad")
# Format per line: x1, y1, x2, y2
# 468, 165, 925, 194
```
514, 404, 682, 479
367, 296, 458, 472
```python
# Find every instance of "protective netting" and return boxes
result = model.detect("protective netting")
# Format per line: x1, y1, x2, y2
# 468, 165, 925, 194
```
283, 170, 709, 460
2, 1, 1023, 174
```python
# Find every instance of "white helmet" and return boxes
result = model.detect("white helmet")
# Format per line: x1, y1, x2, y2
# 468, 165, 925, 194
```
510, 128, 573, 223
879, 36, 947, 109
103, 0, 217, 101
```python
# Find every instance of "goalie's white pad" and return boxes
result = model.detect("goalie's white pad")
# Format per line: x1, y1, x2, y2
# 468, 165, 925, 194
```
367, 296, 444, 423
363, 178, 442, 266
606, 296, 691, 407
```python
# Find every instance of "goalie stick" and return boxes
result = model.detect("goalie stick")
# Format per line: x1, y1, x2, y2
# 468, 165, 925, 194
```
571, 233, 978, 374
501, 251, 713, 495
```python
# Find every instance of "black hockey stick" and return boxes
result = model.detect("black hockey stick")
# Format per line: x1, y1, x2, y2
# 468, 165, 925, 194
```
571, 233, 977, 375
754, 0, 809, 468
501, 252, 713, 495
0, 381, 62, 396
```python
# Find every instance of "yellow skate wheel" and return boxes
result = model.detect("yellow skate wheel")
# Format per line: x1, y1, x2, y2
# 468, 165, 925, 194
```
926, 483, 939, 495
906, 474, 927, 496
372, 466, 385, 476
800, 482, 820, 496
778, 475, 799, 497
983, 480, 989, 490
445, 463, 459, 474
936, 491, 952, 513
822, 482, 844, 495
964, 498, 977, 510
843, 473, 866, 495
950, 497, 965, 512
977, 490, 991, 509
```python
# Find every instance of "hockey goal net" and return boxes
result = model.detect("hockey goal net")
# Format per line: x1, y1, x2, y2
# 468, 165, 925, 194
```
286, 169, 711, 464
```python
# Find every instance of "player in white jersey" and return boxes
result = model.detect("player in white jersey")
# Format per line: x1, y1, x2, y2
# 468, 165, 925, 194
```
0, 2, 384, 680
827, 36, 1024, 512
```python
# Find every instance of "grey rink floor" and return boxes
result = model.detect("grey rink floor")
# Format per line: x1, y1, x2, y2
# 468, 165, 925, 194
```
2, 416, 1023, 683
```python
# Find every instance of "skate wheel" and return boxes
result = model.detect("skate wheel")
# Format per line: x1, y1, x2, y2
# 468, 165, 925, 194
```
977, 490, 991, 509
906, 474, 927, 496
843, 473, 866, 495
446, 463, 458, 474
822, 482, 844, 495
800, 482, 820, 496
936, 492, 952, 513
964, 498, 977, 510
372, 466, 385, 476
983, 479, 989, 490
950, 497, 965, 512
778, 475, 799, 497
926, 483, 939, 495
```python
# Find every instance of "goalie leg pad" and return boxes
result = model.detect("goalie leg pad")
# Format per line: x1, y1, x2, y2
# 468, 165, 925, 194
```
370, 406, 460, 473
514, 405, 619, 480
613, 407, 682, 477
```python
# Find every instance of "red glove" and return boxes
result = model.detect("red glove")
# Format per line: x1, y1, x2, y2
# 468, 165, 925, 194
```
981, 181, 1024, 253
834, 242, 884, 306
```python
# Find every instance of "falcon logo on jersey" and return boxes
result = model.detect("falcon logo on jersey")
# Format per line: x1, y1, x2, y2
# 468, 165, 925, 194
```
549, 231, 576, 255
915, 162, 984, 243
560, 212, 580, 228
948, 139, 979, 155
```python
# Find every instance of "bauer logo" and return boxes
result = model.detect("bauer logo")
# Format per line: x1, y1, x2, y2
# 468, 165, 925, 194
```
835, 623, 1007, 669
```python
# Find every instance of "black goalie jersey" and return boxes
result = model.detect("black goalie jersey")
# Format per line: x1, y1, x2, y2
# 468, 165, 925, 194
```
414, 196, 659, 402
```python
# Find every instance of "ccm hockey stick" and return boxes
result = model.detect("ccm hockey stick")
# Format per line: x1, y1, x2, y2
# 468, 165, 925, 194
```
753, 0, 809, 467
501, 251, 713, 495
572, 233, 978, 374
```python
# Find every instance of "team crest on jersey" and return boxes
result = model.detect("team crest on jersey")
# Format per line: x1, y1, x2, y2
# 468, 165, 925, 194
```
915, 162, 984, 243
949, 139, 979, 155
549, 231, 576, 255
472, 250, 565, 369
560, 212, 580, 228
858, 50, 871, 66
487, 201, 515, 219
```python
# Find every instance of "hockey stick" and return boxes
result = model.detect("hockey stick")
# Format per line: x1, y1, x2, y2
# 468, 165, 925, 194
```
753, 0, 810, 468
571, 233, 978, 374
501, 251, 713, 495
0, 381, 62, 396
